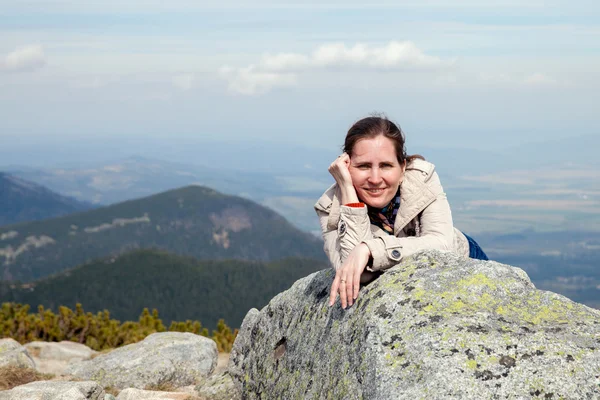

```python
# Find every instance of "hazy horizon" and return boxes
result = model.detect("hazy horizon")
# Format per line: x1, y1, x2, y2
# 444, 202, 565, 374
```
2, 0, 599, 157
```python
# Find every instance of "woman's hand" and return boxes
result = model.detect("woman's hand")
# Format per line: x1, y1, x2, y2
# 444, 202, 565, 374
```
329, 153, 359, 204
329, 243, 371, 309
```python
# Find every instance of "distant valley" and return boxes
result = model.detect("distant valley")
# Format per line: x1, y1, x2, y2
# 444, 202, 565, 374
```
7, 153, 600, 234
476, 229, 600, 309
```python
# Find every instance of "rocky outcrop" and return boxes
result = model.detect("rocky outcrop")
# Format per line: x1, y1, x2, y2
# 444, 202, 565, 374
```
230, 250, 600, 399
0, 380, 105, 400
66, 332, 218, 390
0, 338, 36, 369
25, 340, 98, 375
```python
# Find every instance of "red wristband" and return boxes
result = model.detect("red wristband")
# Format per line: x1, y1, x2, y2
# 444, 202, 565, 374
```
344, 202, 365, 208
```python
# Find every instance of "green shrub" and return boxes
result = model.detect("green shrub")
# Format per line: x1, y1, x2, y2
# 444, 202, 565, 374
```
0, 302, 237, 352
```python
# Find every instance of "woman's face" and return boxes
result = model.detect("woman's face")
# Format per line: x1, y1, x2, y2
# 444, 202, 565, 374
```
349, 135, 405, 209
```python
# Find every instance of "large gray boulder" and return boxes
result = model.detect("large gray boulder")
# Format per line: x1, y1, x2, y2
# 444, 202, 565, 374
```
0, 338, 35, 369
229, 250, 600, 399
0, 380, 105, 400
65, 332, 217, 390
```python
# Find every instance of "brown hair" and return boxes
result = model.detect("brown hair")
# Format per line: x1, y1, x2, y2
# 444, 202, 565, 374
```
343, 114, 424, 165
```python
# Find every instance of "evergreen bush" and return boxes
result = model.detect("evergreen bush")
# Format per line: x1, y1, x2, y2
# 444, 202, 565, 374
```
0, 302, 237, 352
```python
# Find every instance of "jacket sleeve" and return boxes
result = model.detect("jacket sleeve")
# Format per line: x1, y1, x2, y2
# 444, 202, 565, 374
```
363, 173, 455, 272
316, 204, 374, 271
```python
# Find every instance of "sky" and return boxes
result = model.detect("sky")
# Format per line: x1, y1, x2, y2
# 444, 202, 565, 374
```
1, 0, 599, 158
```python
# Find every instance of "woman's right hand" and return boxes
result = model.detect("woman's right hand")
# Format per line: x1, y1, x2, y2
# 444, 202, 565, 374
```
329, 153, 353, 188
329, 153, 359, 204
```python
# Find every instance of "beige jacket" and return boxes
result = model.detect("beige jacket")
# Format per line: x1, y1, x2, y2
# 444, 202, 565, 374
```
314, 159, 469, 272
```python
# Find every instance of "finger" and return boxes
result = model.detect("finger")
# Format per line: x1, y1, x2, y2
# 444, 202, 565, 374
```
353, 266, 361, 301
329, 275, 340, 306
346, 277, 353, 306
339, 275, 348, 309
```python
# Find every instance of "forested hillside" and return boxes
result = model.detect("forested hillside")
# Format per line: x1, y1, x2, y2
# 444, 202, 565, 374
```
0, 249, 328, 329
0, 185, 325, 282
0, 172, 91, 227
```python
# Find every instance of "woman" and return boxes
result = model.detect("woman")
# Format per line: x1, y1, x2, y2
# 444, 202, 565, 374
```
314, 115, 488, 309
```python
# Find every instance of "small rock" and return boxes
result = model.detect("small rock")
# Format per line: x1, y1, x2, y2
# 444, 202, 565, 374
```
196, 373, 240, 400
25, 341, 98, 375
66, 332, 217, 389
0, 338, 35, 369
25, 341, 97, 362
115, 388, 194, 399
0, 380, 104, 400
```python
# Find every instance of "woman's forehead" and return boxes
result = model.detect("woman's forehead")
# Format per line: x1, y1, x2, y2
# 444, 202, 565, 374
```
351, 136, 397, 160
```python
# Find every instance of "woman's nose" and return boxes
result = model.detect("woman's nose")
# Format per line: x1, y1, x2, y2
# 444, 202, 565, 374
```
368, 168, 382, 183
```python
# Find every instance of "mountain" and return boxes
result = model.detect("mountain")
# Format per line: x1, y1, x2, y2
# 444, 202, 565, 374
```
0, 249, 328, 330
0, 185, 325, 282
8, 156, 332, 233
0, 172, 91, 227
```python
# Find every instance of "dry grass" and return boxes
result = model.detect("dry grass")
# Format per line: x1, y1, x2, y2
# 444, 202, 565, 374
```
145, 381, 178, 392
0, 365, 54, 390
26, 347, 41, 358
90, 347, 112, 360
104, 386, 120, 396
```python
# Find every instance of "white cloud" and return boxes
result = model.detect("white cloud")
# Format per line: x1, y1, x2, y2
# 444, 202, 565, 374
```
477, 71, 560, 87
261, 41, 446, 72
524, 72, 557, 86
260, 53, 311, 72
1, 45, 46, 73
172, 74, 195, 91
1, 0, 567, 14
221, 41, 448, 95
70, 76, 110, 89
219, 65, 297, 95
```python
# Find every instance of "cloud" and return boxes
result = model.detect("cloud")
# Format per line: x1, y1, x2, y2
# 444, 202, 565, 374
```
477, 71, 560, 87
172, 74, 195, 91
1, 45, 46, 73
220, 41, 448, 95
219, 65, 297, 95
70, 76, 110, 89
524, 72, 557, 86
261, 41, 445, 72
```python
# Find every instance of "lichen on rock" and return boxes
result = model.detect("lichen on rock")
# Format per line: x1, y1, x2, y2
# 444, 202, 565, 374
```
229, 250, 600, 399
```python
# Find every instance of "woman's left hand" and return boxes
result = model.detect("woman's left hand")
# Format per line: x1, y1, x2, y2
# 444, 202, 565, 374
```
329, 243, 371, 309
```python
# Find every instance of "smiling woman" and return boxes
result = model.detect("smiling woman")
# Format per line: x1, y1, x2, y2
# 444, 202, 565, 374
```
314, 114, 488, 309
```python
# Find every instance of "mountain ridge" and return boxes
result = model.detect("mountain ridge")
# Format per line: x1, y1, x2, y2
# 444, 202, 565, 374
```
0, 184, 325, 282
0, 172, 92, 227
